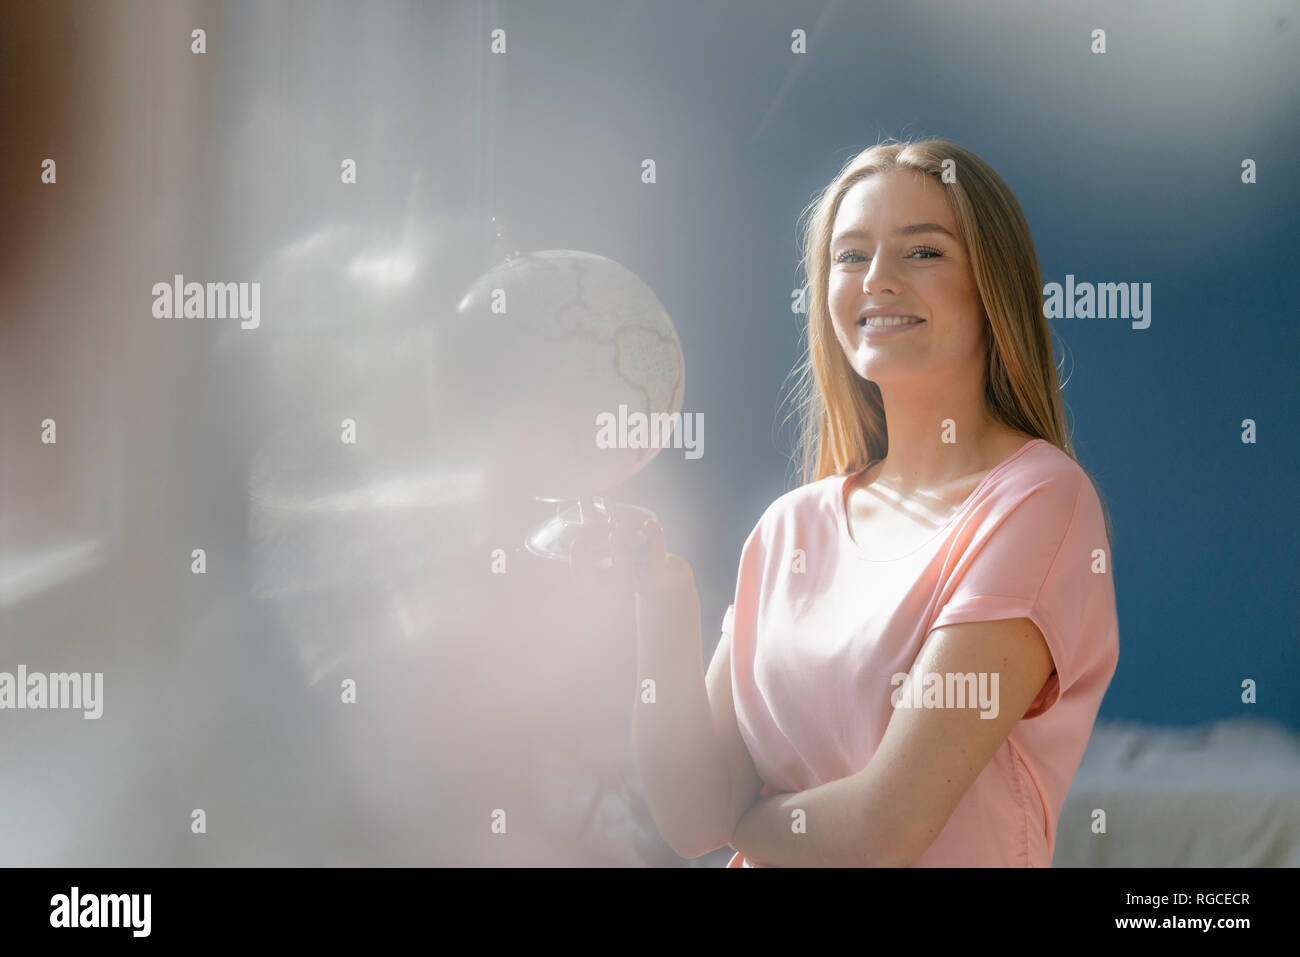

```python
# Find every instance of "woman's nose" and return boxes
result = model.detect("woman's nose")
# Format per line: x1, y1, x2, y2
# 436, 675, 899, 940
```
862, 257, 900, 295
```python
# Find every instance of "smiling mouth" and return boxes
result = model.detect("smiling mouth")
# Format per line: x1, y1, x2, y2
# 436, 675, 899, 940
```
858, 315, 925, 329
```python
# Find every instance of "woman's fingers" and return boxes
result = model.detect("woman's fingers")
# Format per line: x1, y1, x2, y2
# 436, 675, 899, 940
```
571, 515, 672, 594
568, 523, 600, 588
616, 517, 674, 592
609, 517, 644, 563
639, 518, 666, 565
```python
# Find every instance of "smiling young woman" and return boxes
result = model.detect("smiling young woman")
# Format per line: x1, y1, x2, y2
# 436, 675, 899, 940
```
611, 137, 1119, 868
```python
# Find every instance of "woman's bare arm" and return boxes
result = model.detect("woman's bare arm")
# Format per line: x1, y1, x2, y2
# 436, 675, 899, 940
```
630, 567, 735, 859
729, 615, 1055, 866
701, 624, 765, 852
575, 515, 764, 860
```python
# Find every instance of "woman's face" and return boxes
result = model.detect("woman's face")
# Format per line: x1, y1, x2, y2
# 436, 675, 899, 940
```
827, 169, 987, 387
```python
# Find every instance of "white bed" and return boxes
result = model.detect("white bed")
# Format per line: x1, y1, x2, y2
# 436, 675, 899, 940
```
1052, 716, 1300, 867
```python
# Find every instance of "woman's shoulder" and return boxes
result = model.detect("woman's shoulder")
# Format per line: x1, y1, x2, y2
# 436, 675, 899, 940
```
997, 434, 1094, 493
985, 436, 1111, 543
768, 469, 844, 518
741, 470, 844, 545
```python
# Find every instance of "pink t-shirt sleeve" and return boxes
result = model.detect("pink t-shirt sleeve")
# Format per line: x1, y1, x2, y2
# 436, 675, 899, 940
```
927, 471, 1114, 719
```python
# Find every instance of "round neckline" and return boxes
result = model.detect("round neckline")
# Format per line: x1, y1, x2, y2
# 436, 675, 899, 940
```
838, 438, 1045, 563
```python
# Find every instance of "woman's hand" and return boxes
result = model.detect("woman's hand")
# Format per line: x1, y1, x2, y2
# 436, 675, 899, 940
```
568, 515, 694, 597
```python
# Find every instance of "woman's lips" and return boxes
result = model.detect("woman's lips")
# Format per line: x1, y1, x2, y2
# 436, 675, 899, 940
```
859, 317, 925, 337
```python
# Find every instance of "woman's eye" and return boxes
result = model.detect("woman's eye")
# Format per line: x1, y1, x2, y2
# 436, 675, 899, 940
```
833, 246, 942, 264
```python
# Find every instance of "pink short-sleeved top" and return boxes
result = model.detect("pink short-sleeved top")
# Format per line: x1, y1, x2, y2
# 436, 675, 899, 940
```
724, 438, 1119, 867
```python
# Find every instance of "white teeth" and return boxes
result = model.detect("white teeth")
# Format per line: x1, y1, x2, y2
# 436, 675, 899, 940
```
861, 315, 922, 328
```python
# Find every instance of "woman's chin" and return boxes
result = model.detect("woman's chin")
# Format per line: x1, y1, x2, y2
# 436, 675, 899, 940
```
852, 359, 907, 385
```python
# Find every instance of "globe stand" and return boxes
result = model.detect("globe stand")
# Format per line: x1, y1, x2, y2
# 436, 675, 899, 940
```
525, 496, 657, 566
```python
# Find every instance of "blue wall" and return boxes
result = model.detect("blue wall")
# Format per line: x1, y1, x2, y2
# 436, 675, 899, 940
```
483, 1, 1300, 731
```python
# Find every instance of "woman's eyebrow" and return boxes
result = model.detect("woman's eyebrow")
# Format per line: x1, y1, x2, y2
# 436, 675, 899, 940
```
832, 223, 957, 243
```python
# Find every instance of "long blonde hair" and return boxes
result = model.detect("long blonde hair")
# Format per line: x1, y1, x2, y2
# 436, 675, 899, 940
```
784, 137, 1115, 546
